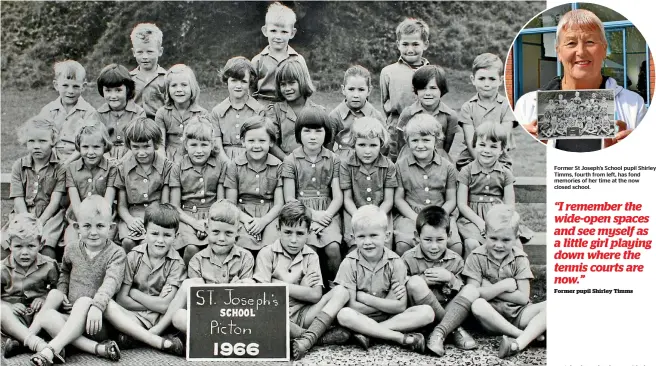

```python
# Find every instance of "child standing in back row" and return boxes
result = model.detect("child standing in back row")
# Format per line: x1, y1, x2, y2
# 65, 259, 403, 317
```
210, 57, 265, 161
251, 2, 310, 104
329, 65, 386, 161
130, 23, 167, 120
380, 18, 431, 161
456, 53, 516, 171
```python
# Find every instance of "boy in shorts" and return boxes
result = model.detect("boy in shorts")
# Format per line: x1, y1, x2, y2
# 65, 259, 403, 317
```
464, 204, 546, 358
403, 206, 478, 356
252, 200, 350, 360
1, 214, 59, 358
335, 205, 434, 353
130, 23, 167, 119
251, 2, 309, 104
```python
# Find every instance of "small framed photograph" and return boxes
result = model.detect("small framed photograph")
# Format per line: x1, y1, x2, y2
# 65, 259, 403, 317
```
537, 89, 615, 139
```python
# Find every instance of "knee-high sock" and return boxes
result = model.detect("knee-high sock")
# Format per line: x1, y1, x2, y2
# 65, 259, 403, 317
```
435, 295, 472, 337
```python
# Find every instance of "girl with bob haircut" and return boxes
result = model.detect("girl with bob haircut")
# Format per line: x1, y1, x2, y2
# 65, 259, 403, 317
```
156, 64, 207, 163
96, 64, 146, 159
268, 58, 327, 160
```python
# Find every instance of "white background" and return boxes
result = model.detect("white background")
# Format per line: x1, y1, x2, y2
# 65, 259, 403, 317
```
544, 1, 656, 365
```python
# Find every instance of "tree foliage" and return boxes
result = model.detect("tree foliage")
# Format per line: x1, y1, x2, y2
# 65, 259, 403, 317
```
1, 1, 544, 89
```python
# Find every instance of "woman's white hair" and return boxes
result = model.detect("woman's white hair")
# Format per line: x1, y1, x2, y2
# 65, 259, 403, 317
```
556, 9, 607, 47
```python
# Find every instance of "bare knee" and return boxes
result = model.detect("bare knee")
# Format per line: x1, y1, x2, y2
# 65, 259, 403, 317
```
458, 284, 480, 301
336, 308, 358, 327
470, 298, 489, 317
324, 243, 341, 260
122, 238, 136, 252
172, 309, 187, 331
36, 309, 61, 328
0, 302, 13, 320
464, 239, 480, 251
405, 275, 427, 297
394, 242, 411, 256
416, 304, 435, 324
73, 296, 93, 309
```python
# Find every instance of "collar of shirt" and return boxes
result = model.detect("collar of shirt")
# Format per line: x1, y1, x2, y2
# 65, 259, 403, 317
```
200, 245, 243, 266
74, 157, 109, 172
132, 243, 179, 272
408, 100, 455, 117
467, 92, 506, 109
214, 97, 261, 118
130, 65, 167, 81
124, 151, 166, 175
347, 247, 398, 273
471, 245, 527, 268
164, 101, 206, 113
278, 100, 321, 122
4, 253, 52, 277
469, 160, 504, 175
406, 150, 442, 167
346, 152, 389, 169
292, 146, 331, 161
180, 154, 218, 171
335, 101, 376, 121
48, 96, 94, 114
271, 239, 315, 266
97, 100, 141, 114
21, 152, 59, 169
259, 45, 300, 58
397, 57, 430, 69
234, 153, 280, 172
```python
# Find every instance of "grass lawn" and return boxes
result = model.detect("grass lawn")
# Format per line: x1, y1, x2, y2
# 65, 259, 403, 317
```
1, 69, 546, 230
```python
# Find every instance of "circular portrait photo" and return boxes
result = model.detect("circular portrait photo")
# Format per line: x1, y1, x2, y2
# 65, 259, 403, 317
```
505, 2, 652, 152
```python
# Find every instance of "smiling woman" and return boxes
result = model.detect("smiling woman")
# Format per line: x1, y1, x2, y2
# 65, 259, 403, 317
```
513, 8, 648, 152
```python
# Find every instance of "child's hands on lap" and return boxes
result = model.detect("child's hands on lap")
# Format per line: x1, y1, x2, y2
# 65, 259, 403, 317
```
128, 217, 145, 234
191, 219, 206, 233
424, 267, 452, 283
30, 297, 45, 313
86, 305, 103, 335
310, 222, 325, 235
62, 296, 73, 312
11, 303, 27, 316
312, 211, 333, 227
247, 218, 265, 236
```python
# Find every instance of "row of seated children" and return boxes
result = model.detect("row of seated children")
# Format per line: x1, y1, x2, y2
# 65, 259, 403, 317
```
1, 196, 545, 364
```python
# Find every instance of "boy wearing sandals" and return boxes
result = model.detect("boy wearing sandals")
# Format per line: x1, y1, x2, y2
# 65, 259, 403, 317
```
26, 195, 126, 365
403, 206, 479, 356
335, 205, 434, 353
1, 214, 59, 359
464, 204, 546, 358
103, 203, 187, 356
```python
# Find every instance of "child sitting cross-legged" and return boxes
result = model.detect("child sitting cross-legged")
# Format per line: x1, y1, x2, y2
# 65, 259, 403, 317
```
103, 203, 187, 356
252, 200, 351, 360
26, 195, 126, 365
335, 205, 434, 353
402, 206, 478, 356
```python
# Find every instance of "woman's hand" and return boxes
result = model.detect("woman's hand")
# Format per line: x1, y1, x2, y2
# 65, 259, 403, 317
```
604, 120, 632, 148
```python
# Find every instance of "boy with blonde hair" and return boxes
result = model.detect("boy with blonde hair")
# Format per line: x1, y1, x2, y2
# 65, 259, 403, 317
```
457, 53, 516, 170
380, 18, 430, 161
38, 60, 97, 161
130, 23, 167, 119
335, 205, 434, 353
251, 2, 309, 104
1, 214, 59, 358
464, 204, 546, 358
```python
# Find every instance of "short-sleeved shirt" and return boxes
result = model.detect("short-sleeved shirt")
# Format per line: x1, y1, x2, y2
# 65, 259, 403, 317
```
251, 46, 309, 102
130, 66, 167, 118
462, 245, 534, 285
112, 153, 173, 206
335, 247, 407, 300
396, 101, 459, 151
281, 147, 339, 198
154, 103, 208, 147
396, 152, 457, 210
169, 155, 227, 209
188, 245, 254, 284
329, 101, 385, 150
123, 244, 187, 327
458, 93, 517, 157
253, 240, 322, 317
401, 246, 464, 294
66, 157, 117, 199
268, 100, 326, 155
97, 100, 147, 146
209, 97, 265, 145
10, 154, 66, 215
1, 254, 59, 305
458, 161, 513, 203
224, 154, 282, 204
380, 58, 429, 123
39, 97, 98, 144
339, 153, 398, 207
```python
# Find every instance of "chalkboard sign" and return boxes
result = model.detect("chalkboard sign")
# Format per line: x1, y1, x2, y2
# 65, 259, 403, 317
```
186, 284, 289, 361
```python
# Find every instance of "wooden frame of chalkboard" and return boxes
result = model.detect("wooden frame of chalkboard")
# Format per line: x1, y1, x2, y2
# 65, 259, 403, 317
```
186, 283, 290, 361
